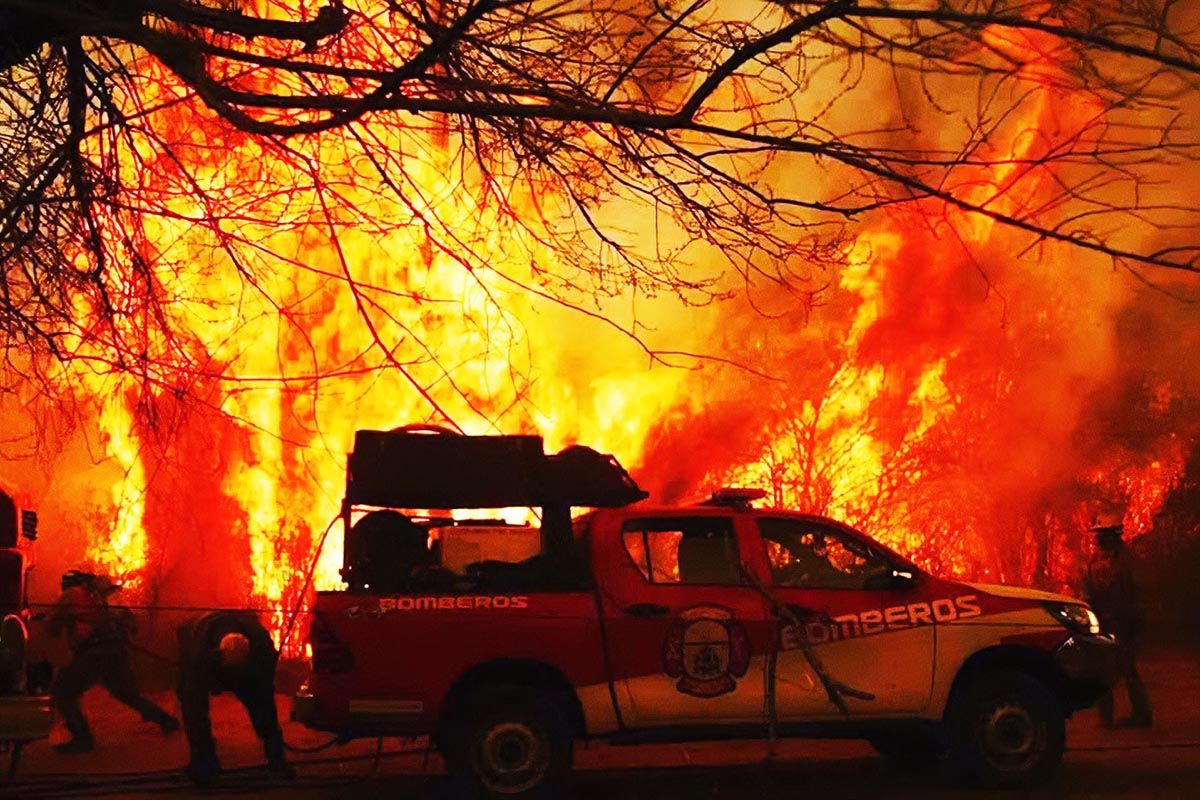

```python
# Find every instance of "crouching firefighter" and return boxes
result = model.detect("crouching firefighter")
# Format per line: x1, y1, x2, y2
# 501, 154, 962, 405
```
176, 610, 294, 785
47, 570, 180, 754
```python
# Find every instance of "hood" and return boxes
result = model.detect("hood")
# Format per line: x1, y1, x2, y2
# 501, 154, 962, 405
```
964, 582, 1083, 605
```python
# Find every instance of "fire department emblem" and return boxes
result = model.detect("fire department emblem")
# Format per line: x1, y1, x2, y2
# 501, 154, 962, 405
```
663, 606, 750, 698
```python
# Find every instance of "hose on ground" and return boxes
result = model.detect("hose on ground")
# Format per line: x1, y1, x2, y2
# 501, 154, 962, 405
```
282, 733, 344, 753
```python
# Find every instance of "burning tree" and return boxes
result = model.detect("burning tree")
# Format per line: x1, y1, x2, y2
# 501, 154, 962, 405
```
1, 1, 1199, 643
3, 1, 1199, 370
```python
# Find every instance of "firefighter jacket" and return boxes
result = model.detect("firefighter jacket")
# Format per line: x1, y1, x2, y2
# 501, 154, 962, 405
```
46, 584, 133, 651
177, 610, 277, 694
1083, 547, 1143, 639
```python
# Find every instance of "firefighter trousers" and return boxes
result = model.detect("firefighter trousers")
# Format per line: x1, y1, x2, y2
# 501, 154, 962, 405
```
52, 644, 176, 738
1098, 641, 1152, 724
178, 675, 285, 775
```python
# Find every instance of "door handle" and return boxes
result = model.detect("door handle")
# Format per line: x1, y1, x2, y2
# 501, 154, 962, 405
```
623, 603, 670, 619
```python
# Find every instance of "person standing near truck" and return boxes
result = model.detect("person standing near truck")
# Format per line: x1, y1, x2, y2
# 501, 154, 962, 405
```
46, 570, 179, 754
176, 609, 293, 786
1083, 516, 1153, 728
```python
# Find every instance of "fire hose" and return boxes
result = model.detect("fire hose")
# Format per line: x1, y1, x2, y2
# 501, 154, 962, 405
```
279, 513, 341, 654
738, 564, 875, 758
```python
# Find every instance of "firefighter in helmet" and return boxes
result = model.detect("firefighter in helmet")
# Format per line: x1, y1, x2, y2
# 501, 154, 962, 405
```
176, 609, 293, 785
46, 570, 179, 753
1083, 515, 1153, 728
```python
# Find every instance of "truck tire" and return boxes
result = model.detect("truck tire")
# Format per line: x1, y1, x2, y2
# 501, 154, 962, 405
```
442, 685, 574, 798
946, 671, 1064, 788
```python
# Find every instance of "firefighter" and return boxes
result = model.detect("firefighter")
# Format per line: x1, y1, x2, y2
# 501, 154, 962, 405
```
1083, 517, 1153, 728
176, 610, 294, 786
46, 571, 179, 754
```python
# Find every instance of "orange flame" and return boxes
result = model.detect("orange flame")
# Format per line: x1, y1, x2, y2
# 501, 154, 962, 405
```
0, 6, 1191, 649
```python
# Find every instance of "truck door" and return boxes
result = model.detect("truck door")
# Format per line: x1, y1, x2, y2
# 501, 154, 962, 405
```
595, 513, 772, 729
755, 517, 935, 718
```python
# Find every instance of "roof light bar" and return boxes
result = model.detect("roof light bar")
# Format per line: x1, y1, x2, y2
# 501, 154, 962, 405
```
702, 487, 767, 510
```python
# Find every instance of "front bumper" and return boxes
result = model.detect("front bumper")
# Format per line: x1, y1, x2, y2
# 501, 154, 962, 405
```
1054, 633, 1123, 710
0, 694, 53, 742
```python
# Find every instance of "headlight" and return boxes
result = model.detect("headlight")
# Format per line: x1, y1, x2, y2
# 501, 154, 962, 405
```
1043, 602, 1101, 635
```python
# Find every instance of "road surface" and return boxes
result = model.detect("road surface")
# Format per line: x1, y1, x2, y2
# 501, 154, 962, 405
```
4, 648, 1198, 799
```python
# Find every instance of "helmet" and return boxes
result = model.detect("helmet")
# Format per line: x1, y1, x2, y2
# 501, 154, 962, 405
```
1089, 513, 1124, 550
1088, 512, 1124, 534
60, 570, 92, 591
61, 570, 122, 597
218, 632, 252, 670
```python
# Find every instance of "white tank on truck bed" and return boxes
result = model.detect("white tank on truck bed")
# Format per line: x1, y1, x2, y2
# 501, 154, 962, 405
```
435, 525, 542, 574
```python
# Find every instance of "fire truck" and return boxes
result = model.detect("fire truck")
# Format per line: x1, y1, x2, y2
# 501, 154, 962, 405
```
294, 428, 1119, 796
0, 488, 52, 775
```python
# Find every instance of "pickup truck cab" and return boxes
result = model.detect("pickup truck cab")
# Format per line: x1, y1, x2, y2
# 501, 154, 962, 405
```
297, 478, 1118, 796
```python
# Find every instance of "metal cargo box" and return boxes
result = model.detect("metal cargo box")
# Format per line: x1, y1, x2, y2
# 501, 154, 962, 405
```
437, 525, 542, 574
346, 427, 545, 509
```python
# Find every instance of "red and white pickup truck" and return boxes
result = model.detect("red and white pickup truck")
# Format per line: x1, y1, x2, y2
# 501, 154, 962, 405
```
294, 430, 1118, 796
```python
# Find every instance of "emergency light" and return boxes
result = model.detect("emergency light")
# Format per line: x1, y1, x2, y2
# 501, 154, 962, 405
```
703, 488, 767, 510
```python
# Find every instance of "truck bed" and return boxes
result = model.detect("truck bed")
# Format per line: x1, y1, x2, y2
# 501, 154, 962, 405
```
302, 591, 609, 736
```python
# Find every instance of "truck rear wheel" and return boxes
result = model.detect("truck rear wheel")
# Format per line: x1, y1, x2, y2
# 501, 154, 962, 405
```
947, 671, 1064, 788
443, 686, 573, 798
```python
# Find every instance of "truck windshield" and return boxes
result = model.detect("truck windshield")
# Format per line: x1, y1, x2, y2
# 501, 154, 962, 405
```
759, 518, 893, 590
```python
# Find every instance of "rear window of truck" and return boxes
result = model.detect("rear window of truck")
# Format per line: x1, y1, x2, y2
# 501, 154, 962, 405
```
620, 516, 740, 585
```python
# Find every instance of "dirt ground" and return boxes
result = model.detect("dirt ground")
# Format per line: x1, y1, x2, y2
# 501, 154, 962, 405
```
4, 647, 1199, 799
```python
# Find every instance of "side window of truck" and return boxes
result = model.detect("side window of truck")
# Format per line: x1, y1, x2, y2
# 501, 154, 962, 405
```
621, 516, 741, 585
759, 518, 891, 590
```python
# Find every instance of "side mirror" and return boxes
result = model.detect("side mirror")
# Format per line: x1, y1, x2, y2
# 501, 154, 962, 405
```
867, 567, 917, 591
890, 568, 917, 590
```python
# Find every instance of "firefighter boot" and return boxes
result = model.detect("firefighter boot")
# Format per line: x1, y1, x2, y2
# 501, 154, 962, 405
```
265, 736, 295, 780
186, 752, 222, 787
1097, 690, 1115, 729
1117, 712, 1153, 729
53, 731, 94, 755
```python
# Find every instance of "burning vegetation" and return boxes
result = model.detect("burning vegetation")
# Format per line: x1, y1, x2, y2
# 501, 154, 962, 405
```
2, 1, 1200, 650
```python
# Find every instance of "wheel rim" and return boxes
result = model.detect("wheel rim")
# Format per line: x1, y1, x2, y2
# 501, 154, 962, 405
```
981, 700, 1046, 772
473, 720, 547, 794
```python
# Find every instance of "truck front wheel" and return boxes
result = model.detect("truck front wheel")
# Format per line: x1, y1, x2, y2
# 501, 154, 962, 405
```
947, 671, 1065, 788
443, 686, 573, 798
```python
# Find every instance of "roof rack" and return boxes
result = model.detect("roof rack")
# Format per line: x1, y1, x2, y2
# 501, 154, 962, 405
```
698, 487, 767, 511
344, 427, 648, 510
